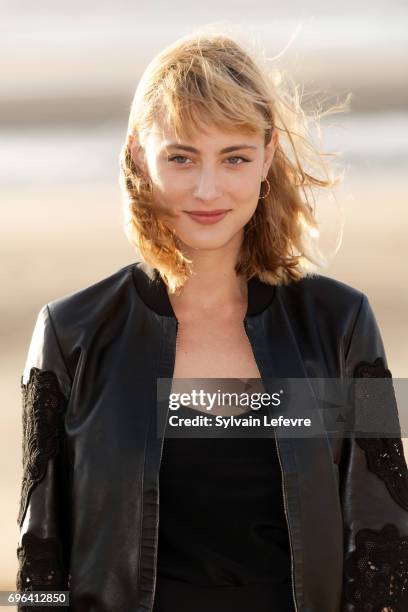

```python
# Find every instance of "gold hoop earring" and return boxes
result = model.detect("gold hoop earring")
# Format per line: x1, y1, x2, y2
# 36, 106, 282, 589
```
259, 177, 270, 199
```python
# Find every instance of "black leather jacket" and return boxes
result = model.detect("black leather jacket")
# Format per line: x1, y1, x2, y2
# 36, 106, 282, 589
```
16, 261, 408, 611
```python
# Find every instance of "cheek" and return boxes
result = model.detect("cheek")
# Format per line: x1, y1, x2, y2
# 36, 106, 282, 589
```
228, 163, 262, 194
230, 175, 261, 206
154, 165, 189, 200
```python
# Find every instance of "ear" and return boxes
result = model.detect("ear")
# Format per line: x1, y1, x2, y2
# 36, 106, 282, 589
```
127, 133, 147, 172
262, 128, 279, 178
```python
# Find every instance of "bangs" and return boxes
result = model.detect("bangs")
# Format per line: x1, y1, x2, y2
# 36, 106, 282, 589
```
147, 55, 273, 143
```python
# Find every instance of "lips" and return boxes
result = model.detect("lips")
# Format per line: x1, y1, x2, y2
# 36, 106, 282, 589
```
186, 210, 230, 216
185, 210, 230, 225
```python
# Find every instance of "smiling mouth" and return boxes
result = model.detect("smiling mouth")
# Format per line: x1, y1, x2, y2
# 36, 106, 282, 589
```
184, 210, 231, 225
185, 210, 231, 216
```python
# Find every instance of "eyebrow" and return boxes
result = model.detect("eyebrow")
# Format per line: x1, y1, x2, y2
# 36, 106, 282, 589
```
163, 143, 258, 154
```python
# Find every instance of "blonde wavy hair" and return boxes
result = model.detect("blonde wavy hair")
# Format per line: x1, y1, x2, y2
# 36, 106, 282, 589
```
119, 27, 350, 294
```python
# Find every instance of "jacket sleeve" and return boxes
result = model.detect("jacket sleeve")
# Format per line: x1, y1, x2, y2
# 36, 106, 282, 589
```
16, 304, 72, 610
340, 294, 408, 612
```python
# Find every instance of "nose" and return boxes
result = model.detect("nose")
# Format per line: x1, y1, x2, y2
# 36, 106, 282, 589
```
193, 169, 223, 202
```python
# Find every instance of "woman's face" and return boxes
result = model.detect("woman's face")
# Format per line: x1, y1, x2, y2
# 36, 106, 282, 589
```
128, 120, 278, 252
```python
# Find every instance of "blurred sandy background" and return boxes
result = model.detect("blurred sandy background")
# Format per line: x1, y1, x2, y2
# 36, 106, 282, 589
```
1, 0, 407, 596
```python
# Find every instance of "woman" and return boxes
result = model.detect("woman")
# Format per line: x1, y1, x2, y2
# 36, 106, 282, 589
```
16, 31, 408, 612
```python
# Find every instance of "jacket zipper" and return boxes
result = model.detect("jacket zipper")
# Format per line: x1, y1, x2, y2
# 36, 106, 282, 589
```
273, 431, 298, 612
151, 318, 180, 611
243, 318, 298, 612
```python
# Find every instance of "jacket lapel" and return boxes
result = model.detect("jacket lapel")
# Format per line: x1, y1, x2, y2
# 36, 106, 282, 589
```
244, 286, 343, 612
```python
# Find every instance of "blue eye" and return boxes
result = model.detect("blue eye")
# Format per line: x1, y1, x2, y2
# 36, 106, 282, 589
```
167, 155, 191, 164
227, 156, 249, 165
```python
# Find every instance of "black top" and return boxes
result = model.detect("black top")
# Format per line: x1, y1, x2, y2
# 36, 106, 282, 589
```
153, 402, 295, 612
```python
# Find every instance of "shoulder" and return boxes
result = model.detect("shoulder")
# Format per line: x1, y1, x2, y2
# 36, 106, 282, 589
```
43, 263, 138, 351
279, 272, 364, 308
47, 263, 136, 321
36, 263, 141, 379
277, 272, 367, 334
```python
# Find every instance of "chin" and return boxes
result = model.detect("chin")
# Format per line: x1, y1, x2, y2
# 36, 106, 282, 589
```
176, 231, 240, 252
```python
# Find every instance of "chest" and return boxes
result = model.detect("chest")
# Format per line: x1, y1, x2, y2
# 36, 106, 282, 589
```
172, 316, 262, 379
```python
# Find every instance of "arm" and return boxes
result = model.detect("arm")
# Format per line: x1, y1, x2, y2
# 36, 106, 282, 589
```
16, 304, 72, 611
340, 294, 408, 612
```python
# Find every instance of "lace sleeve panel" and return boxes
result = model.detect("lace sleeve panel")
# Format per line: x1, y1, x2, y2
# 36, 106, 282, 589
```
344, 524, 408, 612
17, 366, 67, 528
353, 357, 408, 512
16, 532, 71, 612
343, 357, 408, 612
16, 365, 70, 611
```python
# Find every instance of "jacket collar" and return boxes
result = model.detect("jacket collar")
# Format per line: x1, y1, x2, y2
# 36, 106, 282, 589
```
132, 260, 276, 318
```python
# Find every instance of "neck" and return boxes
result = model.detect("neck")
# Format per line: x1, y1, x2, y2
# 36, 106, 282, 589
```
169, 232, 247, 315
